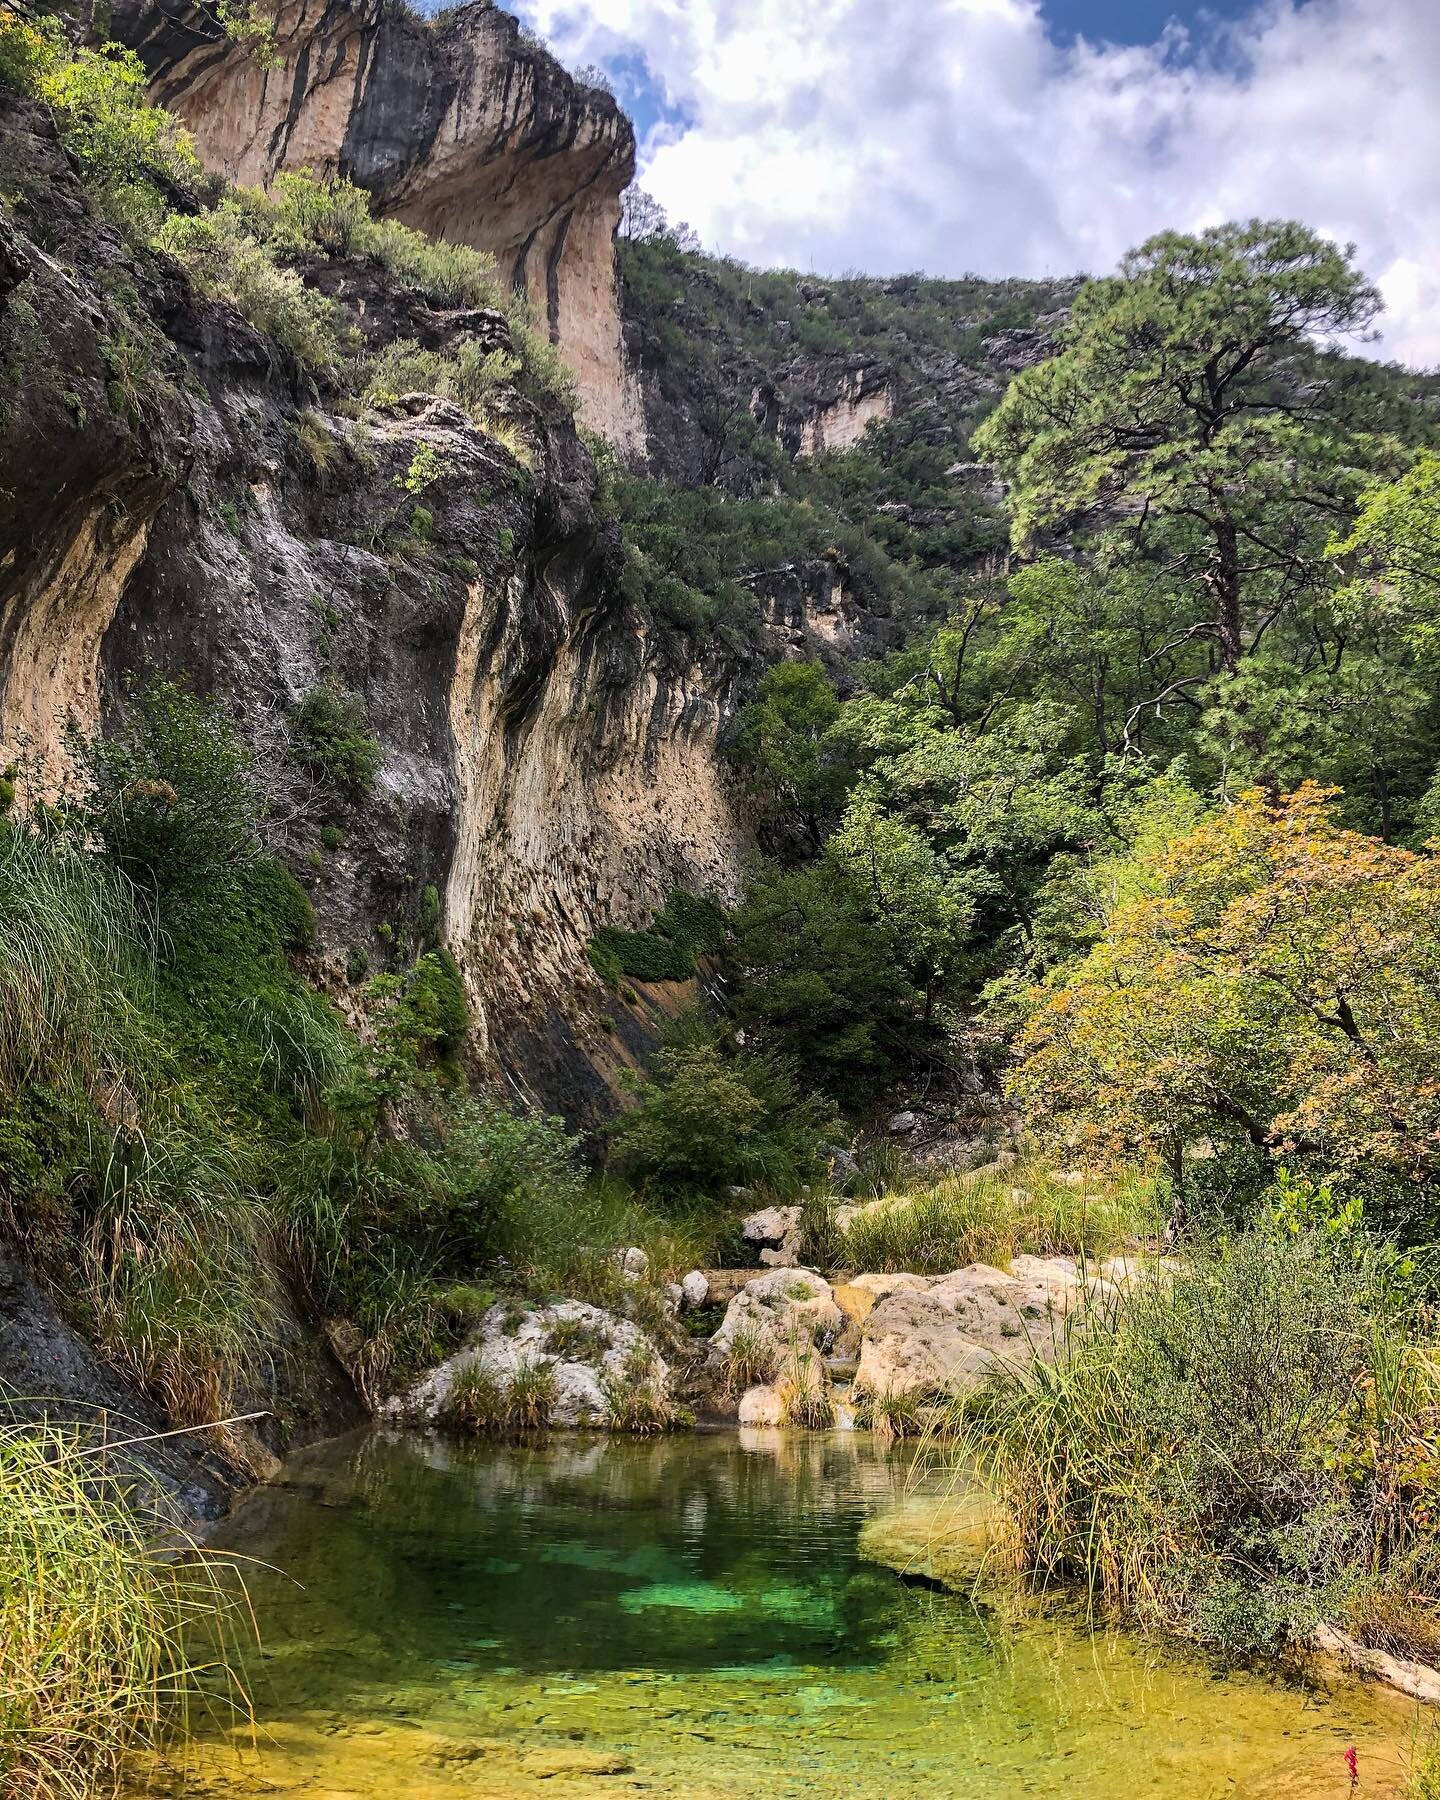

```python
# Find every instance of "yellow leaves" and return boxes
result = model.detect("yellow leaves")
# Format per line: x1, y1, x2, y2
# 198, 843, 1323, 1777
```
1010, 783, 1440, 1189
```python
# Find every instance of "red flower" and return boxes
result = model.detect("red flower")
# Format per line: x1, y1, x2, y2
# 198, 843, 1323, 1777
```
1344, 1745, 1359, 1786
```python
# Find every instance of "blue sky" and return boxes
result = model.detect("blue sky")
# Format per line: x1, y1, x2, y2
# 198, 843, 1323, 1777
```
1043, 0, 1273, 42
509, 0, 1439, 366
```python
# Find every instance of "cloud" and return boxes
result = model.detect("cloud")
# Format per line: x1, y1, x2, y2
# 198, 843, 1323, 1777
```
511, 0, 1440, 369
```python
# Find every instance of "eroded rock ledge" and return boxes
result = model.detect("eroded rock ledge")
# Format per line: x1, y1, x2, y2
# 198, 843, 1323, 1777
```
108, 0, 645, 450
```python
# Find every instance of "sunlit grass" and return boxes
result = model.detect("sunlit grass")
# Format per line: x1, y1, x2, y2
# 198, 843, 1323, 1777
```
833, 1159, 1162, 1277
0, 1419, 248, 1800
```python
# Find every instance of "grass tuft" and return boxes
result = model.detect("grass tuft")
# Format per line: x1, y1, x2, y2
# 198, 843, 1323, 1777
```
0, 1420, 246, 1800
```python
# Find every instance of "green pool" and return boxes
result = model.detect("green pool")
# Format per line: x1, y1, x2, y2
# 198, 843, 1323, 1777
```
142, 1427, 1423, 1798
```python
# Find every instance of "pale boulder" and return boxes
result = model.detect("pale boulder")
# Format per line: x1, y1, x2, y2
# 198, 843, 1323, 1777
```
856, 1287, 999, 1402
711, 1267, 843, 1356
737, 1384, 786, 1426
392, 1299, 669, 1429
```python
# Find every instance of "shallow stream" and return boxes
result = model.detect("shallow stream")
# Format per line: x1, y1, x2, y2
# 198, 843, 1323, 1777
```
143, 1428, 1423, 1798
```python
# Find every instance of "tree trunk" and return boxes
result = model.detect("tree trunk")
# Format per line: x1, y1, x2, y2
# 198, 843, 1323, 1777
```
1214, 518, 1243, 673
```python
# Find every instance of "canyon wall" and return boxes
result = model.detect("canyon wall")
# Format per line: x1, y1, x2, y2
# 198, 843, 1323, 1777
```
0, 87, 740, 1126
110, 0, 646, 453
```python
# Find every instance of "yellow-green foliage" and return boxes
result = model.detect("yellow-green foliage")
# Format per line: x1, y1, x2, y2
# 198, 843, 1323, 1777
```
0, 14, 200, 237
1011, 783, 1440, 1222
155, 210, 341, 371
0, 1421, 243, 1800
838, 1159, 1159, 1276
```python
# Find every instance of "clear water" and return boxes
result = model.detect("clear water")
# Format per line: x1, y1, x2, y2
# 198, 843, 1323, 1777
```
141, 1427, 1423, 1798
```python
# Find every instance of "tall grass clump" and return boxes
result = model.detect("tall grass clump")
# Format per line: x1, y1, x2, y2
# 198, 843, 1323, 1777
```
960, 1211, 1440, 1662
0, 1421, 244, 1799
839, 1161, 1159, 1276
0, 825, 153, 1095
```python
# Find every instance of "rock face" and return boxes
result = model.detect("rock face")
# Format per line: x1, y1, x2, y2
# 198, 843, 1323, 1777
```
793, 364, 894, 458
109, 0, 645, 453
0, 94, 744, 1124
0, 1242, 360, 1523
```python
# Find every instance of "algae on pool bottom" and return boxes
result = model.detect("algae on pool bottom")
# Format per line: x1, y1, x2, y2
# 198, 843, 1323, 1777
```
135, 1428, 1424, 1798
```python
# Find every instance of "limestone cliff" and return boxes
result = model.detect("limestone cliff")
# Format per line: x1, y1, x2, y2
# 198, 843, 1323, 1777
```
0, 89, 740, 1126
109, 0, 646, 452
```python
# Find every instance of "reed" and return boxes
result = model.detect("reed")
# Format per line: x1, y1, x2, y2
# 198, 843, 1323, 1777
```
955, 1220, 1440, 1660
838, 1160, 1159, 1277
0, 1419, 245, 1800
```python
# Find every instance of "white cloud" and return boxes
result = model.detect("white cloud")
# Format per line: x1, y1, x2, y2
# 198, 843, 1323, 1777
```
511, 0, 1440, 369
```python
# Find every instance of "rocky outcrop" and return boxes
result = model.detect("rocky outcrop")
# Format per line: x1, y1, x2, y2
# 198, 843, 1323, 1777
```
704, 1255, 1149, 1426
108, 0, 645, 452
0, 1242, 361, 1524
792, 363, 894, 458
0, 95, 744, 1123
854, 1255, 1131, 1402
394, 1298, 673, 1429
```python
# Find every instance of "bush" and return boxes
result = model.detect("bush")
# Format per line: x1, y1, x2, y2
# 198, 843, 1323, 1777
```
609, 1025, 839, 1199
589, 888, 726, 985
730, 856, 923, 1108
71, 676, 259, 918
156, 208, 340, 371
962, 1212, 1440, 1661
440, 1357, 557, 1435
289, 683, 383, 798
0, 22, 201, 236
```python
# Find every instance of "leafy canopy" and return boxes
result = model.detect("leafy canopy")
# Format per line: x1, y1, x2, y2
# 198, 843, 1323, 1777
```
974, 220, 1390, 675
1012, 783, 1440, 1228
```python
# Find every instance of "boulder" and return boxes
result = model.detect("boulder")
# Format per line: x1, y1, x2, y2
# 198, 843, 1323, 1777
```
711, 1268, 843, 1356
680, 1270, 710, 1307
856, 1287, 998, 1401
737, 1384, 786, 1427
392, 1299, 669, 1429
826, 1144, 861, 1182
887, 1110, 917, 1135
742, 1205, 801, 1246
619, 1246, 649, 1277
854, 1256, 1120, 1402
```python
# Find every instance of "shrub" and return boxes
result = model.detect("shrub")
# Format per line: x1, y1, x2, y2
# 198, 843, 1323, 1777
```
70, 676, 259, 918
852, 1383, 925, 1439
600, 1369, 683, 1434
155, 209, 340, 370
290, 683, 383, 798
777, 1335, 834, 1429
440, 1363, 507, 1434
961, 1213, 1440, 1661
609, 1028, 839, 1199
589, 888, 727, 985
506, 1357, 557, 1432
4, 25, 201, 236
729, 855, 924, 1109
0, 1420, 241, 1800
